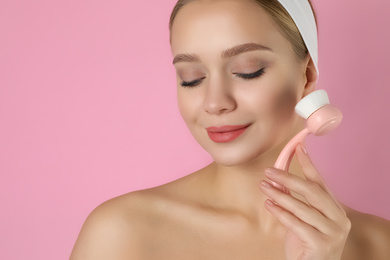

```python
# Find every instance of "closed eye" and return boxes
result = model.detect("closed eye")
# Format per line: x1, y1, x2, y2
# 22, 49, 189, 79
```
234, 68, 265, 79
180, 77, 206, 87
180, 68, 264, 87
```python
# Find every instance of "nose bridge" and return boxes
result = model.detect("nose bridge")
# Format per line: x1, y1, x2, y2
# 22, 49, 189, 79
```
203, 74, 236, 114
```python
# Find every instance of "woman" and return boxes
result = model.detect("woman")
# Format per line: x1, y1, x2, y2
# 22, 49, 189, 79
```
70, 0, 390, 259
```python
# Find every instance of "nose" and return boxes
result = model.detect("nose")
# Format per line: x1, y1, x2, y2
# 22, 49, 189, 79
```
203, 78, 236, 115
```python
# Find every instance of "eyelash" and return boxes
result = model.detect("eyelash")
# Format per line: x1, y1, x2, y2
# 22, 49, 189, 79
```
180, 77, 206, 87
234, 68, 265, 80
180, 68, 265, 88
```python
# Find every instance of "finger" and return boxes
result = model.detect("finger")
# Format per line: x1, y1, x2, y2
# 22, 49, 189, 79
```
264, 199, 323, 245
295, 143, 325, 188
295, 143, 344, 211
264, 168, 345, 221
260, 180, 336, 234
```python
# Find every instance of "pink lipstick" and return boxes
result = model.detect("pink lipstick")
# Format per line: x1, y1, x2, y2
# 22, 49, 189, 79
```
206, 124, 250, 143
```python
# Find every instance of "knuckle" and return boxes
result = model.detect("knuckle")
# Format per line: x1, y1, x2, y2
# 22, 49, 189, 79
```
293, 201, 309, 216
339, 208, 348, 217
279, 211, 297, 228
344, 217, 352, 231
333, 218, 351, 241
307, 181, 322, 193
278, 210, 290, 223
279, 170, 290, 180
337, 214, 351, 231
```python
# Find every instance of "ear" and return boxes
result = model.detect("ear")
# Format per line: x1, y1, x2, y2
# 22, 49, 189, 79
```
302, 55, 318, 98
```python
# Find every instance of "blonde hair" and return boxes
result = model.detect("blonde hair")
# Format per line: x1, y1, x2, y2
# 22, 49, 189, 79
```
169, 0, 317, 62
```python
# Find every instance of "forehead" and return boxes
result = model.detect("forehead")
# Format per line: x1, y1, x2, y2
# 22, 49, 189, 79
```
170, 0, 289, 56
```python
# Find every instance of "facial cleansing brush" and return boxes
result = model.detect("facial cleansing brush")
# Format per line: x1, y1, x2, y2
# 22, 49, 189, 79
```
271, 90, 343, 192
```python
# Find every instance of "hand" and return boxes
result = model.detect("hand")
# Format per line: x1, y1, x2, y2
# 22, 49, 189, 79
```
259, 143, 351, 260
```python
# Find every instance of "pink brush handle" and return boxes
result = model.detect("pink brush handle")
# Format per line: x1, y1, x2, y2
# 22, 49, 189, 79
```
271, 128, 311, 192
274, 127, 311, 171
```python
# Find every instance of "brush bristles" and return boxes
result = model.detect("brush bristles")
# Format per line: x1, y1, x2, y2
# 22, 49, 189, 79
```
295, 90, 330, 119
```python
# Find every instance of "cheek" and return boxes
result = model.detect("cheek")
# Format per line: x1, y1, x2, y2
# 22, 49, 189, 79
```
177, 91, 191, 124
177, 89, 201, 127
242, 79, 298, 122
269, 85, 297, 120
177, 89, 210, 149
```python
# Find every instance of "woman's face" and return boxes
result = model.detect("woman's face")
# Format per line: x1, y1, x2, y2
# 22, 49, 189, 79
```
171, 0, 313, 166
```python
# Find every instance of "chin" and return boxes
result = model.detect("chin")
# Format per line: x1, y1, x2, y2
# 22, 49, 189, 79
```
203, 140, 274, 167
211, 154, 250, 167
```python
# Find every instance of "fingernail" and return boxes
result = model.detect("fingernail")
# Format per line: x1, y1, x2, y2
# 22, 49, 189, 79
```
261, 180, 272, 188
265, 167, 277, 175
301, 143, 307, 154
266, 199, 275, 206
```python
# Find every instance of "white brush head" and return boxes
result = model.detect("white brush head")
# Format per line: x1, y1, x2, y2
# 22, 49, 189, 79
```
295, 90, 330, 119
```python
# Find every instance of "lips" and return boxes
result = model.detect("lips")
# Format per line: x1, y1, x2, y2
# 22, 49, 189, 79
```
206, 124, 251, 143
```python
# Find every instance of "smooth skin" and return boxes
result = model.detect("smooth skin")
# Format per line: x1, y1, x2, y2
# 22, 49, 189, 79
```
70, 0, 390, 259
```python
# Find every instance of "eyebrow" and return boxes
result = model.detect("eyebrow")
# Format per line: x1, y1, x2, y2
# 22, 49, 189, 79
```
172, 53, 201, 65
172, 43, 273, 64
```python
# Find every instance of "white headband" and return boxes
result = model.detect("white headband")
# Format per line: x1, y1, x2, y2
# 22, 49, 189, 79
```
277, 0, 319, 74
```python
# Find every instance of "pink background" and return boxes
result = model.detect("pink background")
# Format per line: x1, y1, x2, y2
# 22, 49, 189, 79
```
1, 0, 390, 259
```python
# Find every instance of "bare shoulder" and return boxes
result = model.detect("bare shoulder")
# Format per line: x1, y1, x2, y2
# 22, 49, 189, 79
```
343, 206, 390, 259
70, 173, 201, 260
69, 190, 145, 259
69, 187, 170, 259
